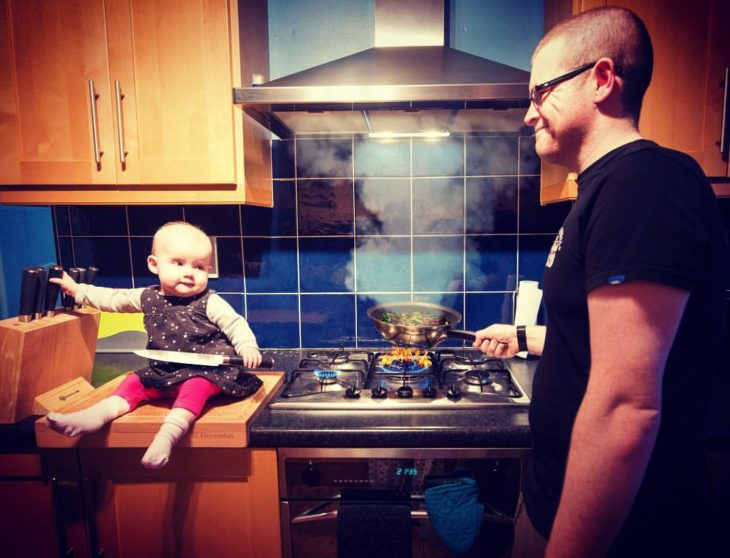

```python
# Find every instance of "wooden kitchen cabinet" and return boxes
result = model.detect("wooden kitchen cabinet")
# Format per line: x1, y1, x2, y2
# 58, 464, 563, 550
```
0, 0, 272, 205
0, 450, 90, 558
78, 448, 282, 558
541, 0, 730, 203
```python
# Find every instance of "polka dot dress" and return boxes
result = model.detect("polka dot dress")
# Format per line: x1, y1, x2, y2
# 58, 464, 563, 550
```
136, 286, 262, 398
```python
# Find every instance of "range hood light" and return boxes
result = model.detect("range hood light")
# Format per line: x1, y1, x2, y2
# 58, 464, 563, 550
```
368, 130, 451, 139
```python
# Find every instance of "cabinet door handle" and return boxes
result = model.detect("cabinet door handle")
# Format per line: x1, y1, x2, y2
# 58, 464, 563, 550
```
721, 67, 730, 163
87, 81, 103, 170
114, 80, 128, 170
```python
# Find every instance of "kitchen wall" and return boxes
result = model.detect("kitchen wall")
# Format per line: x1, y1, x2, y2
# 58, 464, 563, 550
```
52, 130, 568, 348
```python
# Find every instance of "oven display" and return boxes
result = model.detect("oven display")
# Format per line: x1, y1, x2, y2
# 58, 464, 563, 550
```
396, 467, 419, 476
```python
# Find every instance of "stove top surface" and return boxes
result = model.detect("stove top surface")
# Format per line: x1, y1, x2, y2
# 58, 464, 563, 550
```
270, 348, 530, 410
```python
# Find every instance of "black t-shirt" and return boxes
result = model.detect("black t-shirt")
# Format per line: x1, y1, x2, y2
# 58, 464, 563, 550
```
523, 140, 727, 555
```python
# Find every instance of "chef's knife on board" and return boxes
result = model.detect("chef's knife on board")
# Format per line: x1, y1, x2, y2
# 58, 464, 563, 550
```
44, 265, 64, 317
18, 267, 40, 322
134, 349, 275, 369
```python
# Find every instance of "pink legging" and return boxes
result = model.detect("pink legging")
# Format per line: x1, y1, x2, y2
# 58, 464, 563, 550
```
113, 373, 223, 416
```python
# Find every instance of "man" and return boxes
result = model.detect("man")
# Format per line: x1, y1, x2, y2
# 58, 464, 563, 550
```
473, 7, 726, 558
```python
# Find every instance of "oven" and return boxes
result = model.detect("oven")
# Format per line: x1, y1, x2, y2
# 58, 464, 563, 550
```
278, 447, 526, 558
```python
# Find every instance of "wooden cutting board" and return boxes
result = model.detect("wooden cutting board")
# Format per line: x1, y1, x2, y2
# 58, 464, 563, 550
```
35, 371, 284, 448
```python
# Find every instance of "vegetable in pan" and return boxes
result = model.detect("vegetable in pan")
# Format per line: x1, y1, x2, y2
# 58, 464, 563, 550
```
378, 310, 448, 327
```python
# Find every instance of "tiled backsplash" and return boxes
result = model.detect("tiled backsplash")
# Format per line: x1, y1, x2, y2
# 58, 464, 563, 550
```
53, 132, 571, 348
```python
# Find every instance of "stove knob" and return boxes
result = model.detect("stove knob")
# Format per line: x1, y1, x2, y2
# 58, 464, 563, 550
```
371, 386, 388, 399
397, 385, 413, 399
302, 462, 320, 487
446, 385, 462, 401
423, 385, 437, 398
344, 386, 361, 399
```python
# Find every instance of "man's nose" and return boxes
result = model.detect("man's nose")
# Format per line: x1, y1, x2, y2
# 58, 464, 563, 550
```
524, 103, 539, 128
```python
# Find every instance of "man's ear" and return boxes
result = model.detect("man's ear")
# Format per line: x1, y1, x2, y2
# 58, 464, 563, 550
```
593, 58, 618, 104
147, 254, 159, 275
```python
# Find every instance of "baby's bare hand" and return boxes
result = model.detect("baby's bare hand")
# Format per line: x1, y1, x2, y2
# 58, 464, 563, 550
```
239, 348, 262, 368
49, 272, 80, 297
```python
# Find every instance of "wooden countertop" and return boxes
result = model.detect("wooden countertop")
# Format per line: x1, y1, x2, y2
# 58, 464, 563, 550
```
35, 371, 285, 449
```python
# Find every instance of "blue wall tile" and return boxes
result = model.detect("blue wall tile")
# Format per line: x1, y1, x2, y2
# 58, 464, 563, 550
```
355, 178, 411, 235
518, 234, 554, 285
355, 236, 411, 292
465, 293, 514, 331
413, 178, 464, 234
184, 205, 241, 236
355, 138, 410, 177
244, 237, 298, 293
465, 235, 518, 291
466, 177, 518, 234
272, 140, 295, 179
413, 236, 464, 292
301, 294, 356, 347
72, 237, 133, 288
299, 237, 354, 293
297, 179, 354, 235
128, 206, 184, 236
210, 237, 245, 292
297, 138, 352, 178
413, 137, 464, 177
466, 136, 518, 176
69, 206, 128, 236
246, 294, 300, 348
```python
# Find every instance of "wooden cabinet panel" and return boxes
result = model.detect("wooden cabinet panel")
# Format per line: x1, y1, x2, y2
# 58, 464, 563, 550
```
0, 451, 90, 558
9, 0, 116, 185
80, 448, 282, 558
107, 0, 238, 185
0, 0, 273, 205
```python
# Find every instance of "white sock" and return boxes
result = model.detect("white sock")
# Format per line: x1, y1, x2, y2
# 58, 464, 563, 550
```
141, 408, 196, 469
46, 395, 130, 437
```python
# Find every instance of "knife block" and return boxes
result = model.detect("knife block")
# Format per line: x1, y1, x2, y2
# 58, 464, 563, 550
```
0, 307, 100, 424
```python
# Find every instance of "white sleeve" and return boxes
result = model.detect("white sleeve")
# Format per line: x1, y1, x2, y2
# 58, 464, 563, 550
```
75, 284, 144, 313
206, 293, 259, 353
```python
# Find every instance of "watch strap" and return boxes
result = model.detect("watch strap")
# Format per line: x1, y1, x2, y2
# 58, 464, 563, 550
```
516, 325, 528, 353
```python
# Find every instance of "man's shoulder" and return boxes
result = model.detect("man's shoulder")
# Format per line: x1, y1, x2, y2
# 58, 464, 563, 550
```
611, 140, 706, 182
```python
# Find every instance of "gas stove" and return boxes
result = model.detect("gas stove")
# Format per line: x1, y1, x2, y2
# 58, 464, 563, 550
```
270, 349, 530, 410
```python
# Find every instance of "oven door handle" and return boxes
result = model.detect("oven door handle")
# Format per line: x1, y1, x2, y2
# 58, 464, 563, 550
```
291, 507, 430, 524
290, 502, 513, 525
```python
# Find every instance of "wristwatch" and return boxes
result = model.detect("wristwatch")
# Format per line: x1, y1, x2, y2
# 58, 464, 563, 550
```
516, 325, 528, 353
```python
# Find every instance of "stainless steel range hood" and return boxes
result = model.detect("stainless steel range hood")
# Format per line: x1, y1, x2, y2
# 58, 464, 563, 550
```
233, 0, 530, 138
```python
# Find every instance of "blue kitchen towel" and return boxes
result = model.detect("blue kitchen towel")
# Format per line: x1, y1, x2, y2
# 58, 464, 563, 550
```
424, 477, 484, 556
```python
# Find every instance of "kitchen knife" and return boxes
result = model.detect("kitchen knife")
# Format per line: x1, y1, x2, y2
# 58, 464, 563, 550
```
134, 349, 275, 369
44, 265, 64, 317
18, 267, 40, 322
86, 266, 99, 285
64, 268, 81, 310
33, 267, 48, 319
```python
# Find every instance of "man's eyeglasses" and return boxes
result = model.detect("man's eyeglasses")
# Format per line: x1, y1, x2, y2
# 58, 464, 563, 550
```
529, 61, 597, 107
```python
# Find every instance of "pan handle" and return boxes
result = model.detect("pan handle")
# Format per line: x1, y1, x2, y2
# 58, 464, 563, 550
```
446, 330, 477, 342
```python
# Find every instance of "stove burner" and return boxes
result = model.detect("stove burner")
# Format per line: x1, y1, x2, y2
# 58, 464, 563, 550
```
314, 370, 338, 384
464, 369, 492, 386
382, 361, 429, 375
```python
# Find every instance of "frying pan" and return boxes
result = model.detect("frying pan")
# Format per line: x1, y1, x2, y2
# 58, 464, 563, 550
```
367, 301, 477, 348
